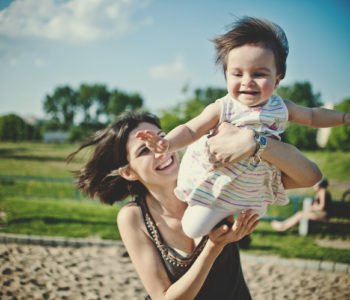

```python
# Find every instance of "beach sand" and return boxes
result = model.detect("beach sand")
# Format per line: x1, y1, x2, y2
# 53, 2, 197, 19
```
0, 242, 349, 300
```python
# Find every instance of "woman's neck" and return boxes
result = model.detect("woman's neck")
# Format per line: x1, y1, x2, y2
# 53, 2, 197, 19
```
146, 185, 187, 219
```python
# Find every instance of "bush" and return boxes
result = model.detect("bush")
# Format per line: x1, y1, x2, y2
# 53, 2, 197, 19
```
0, 114, 28, 141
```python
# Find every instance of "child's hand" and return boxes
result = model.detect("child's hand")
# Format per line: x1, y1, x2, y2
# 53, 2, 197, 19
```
135, 130, 170, 154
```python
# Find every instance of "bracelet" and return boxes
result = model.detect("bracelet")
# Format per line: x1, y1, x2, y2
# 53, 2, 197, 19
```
253, 131, 267, 157
252, 131, 260, 156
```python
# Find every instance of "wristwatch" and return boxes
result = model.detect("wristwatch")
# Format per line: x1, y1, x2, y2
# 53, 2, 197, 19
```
253, 131, 267, 157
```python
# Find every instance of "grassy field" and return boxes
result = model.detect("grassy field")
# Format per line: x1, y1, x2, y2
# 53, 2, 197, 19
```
0, 142, 349, 263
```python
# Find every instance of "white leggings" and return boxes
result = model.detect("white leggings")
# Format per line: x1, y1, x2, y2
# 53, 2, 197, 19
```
182, 203, 265, 239
182, 204, 235, 239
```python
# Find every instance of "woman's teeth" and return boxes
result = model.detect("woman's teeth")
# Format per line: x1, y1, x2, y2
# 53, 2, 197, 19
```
157, 158, 173, 170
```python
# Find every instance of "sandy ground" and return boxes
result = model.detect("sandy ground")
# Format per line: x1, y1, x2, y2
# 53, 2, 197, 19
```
0, 242, 349, 300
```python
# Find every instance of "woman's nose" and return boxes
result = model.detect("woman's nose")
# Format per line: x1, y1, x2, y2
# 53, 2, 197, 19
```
155, 152, 166, 160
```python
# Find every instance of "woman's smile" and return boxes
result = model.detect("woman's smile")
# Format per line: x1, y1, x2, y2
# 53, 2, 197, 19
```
156, 156, 174, 171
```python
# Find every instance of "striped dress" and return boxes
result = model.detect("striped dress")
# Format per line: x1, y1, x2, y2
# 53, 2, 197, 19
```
174, 94, 289, 216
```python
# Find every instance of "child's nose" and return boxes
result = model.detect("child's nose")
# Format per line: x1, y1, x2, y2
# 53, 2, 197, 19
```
242, 75, 254, 86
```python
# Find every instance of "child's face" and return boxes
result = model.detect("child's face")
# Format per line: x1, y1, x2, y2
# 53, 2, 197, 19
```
225, 44, 281, 107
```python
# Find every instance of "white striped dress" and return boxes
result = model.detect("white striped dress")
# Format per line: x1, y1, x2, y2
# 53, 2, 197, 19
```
174, 94, 289, 217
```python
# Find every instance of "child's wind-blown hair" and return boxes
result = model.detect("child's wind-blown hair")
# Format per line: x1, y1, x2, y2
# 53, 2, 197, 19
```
213, 16, 289, 79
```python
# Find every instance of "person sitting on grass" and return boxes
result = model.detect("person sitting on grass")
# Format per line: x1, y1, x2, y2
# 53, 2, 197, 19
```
271, 178, 332, 232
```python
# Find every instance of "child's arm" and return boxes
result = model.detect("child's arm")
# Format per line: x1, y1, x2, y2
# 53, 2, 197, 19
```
285, 99, 350, 127
136, 102, 221, 153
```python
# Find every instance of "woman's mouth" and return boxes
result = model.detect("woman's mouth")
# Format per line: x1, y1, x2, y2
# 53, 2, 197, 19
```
156, 156, 174, 170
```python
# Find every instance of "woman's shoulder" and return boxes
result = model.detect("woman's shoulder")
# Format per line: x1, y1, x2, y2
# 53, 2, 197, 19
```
117, 201, 144, 230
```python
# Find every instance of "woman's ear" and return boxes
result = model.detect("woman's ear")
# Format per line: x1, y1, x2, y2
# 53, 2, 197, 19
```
118, 165, 138, 181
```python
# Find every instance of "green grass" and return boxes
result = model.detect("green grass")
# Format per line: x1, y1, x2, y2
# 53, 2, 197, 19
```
0, 142, 349, 264
306, 151, 350, 181
246, 221, 350, 264
0, 197, 120, 240
0, 142, 83, 178
0, 179, 79, 199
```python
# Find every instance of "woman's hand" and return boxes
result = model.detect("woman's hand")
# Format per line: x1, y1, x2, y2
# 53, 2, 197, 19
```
206, 122, 256, 164
207, 210, 259, 250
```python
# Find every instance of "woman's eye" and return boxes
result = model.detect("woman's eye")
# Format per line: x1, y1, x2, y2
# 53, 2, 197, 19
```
140, 148, 150, 155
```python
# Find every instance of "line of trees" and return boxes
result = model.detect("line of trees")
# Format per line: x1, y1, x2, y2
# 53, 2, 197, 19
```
0, 81, 349, 150
43, 83, 143, 130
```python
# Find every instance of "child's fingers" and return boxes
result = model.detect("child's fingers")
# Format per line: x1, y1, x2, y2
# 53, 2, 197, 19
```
135, 130, 146, 139
158, 140, 170, 152
136, 130, 156, 139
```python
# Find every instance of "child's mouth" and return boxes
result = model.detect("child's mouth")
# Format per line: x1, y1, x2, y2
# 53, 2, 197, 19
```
240, 91, 259, 95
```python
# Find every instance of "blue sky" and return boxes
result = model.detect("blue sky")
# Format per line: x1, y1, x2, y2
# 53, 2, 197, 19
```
0, 0, 349, 119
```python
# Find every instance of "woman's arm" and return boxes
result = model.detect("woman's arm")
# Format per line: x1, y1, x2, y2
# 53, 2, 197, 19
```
206, 122, 322, 189
117, 204, 258, 300
261, 137, 322, 188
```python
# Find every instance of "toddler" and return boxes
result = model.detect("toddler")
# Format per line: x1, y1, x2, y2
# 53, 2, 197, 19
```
136, 17, 349, 238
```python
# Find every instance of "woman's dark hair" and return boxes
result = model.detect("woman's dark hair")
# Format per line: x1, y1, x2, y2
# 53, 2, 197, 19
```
212, 16, 289, 79
67, 111, 161, 205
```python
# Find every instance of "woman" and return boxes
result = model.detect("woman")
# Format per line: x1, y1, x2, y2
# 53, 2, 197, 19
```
68, 112, 321, 300
271, 178, 331, 232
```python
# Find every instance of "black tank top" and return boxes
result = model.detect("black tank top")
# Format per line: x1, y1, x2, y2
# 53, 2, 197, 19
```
135, 197, 252, 300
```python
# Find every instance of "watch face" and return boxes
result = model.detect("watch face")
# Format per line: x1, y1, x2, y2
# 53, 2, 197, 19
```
260, 136, 267, 146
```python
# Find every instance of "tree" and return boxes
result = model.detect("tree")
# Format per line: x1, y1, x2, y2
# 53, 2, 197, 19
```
159, 108, 183, 134
277, 81, 322, 150
0, 114, 28, 141
107, 90, 143, 121
326, 98, 350, 151
43, 86, 78, 129
277, 81, 322, 107
160, 87, 226, 132
78, 84, 111, 124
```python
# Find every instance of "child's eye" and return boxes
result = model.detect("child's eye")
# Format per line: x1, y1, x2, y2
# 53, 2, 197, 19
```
232, 73, 242, 77
254, 72, 267, 77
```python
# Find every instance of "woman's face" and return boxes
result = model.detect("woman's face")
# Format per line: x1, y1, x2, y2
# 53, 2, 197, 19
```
125, 122, 180, 189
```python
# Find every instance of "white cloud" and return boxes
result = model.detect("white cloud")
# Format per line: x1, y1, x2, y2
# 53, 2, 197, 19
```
149, 56, 190, 80
34, 57, 46, 67
0, 0, 151, 43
